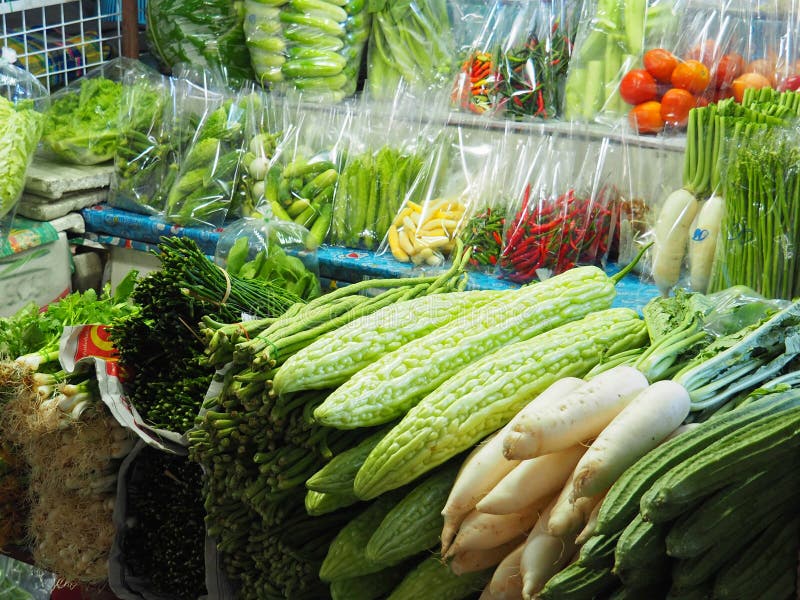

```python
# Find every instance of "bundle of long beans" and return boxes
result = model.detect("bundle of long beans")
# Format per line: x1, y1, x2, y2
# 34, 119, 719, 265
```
189, 243, 470, 598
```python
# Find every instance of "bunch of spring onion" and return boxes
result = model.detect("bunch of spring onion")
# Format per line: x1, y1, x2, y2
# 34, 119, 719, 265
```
111, 237, 305, 433
188, 244, 471, 598
122, 447, 206, 599
0, 360, 135, 583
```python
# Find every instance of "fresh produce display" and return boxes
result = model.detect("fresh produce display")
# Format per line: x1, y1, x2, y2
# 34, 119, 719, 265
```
563, 0, 678, 122
500, 186, 616, 283
165, 96, 249, 228
121, 446, 206, 599
0, 96, 44, 221
110, 237, 304, 434
458, 205, 506, 270
42, 75, 124, 165
366, 0, 454, 99
243, 0, 371, 101
452, 1, 574, 120
145, 0, 253, 83
188, 250, 471, 598
329, 145, 427, 250
386, 198, 468, 266
111, 75, 172, 215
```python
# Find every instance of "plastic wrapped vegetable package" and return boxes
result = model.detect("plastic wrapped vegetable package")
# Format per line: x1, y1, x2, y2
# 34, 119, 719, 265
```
244, 0, 372, 102
500, 129, 619, 283
146, 0, 253, 83
329, 87, 443, 249
164, 83, 252, 228
366, 0, 455, 99
215, 217, 321, 301
41, 58, 155, 165
378, 123, 499, 268
451, 0, 580, 120
563, 0, 680, 124
0, 47, 47, 235
108, 68, 172, 216
240, 97, 349, 244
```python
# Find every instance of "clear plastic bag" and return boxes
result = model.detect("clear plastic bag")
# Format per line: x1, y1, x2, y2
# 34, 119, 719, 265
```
329, 87, 441, 249
563, 0, 680, 124
0, 555, 56, 599
0, 47, 47, 233
245, 0, 371, 102
379, 124, 496, 268
366, 0, 455, 100
500, 129, 618, 283
108, 69, 172, 216
242, 98, 348, 245
41, 57, 155, 165
164, 84, 252, 229
214, 217, 321, 301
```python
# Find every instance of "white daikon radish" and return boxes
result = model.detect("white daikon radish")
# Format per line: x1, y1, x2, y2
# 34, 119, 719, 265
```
688, 194, 725, 293
449, 537, 525, 575
488, 542, 525, 599
570, 381, 692, 501
441, 377, 584, 554
652, 188, 699, 296
519, 497, 576, 600
476, 445, 585, 516
546, 470, 600, 539
503, 367, 648, 460
575, 492, 606, 545
445, 500, 543, 558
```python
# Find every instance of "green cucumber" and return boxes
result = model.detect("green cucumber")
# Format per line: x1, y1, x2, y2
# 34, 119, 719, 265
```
596, 390, 800, 535
280, 10, 345, 36
537, 564, 619, 600
366, 462, 458, 565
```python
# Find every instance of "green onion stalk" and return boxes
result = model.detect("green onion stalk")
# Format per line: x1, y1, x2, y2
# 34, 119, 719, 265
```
188, 242, 471, 598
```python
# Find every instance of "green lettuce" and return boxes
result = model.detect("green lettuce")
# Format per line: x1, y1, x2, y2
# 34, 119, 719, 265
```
42, 77, 123, 165
0, 97, 44, 220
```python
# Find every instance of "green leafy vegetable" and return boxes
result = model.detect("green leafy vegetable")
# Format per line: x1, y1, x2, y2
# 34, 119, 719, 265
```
0, 97, 44, 219
43, 77, 123, 165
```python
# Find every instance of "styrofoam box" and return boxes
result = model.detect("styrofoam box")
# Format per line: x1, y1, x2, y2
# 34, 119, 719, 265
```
0, 232, 72, 317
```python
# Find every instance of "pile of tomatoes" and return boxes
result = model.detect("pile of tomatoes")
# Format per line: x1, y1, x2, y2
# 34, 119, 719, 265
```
620, 43, 785, 134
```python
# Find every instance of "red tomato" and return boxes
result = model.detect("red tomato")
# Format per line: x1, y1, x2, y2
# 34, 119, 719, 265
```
780, 74, 800, 91
731, 72, 772, 102
671, 60, 711, 94
746, 59, 777, 86
685, 40, 720, 70
629, 101, 664, 134
660, 88, 695, 127
714, 53, 744, 89
644, 49, 679, 83
620, 69, 658, 105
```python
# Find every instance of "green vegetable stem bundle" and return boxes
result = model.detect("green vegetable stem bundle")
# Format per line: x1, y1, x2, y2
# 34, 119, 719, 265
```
165, 92, 250, 228
188, 247, 471, 597
709, 125, 800, 300
110, 74, 172, 215
366, 0, 454, 99
244, 0, 372, 101
0, 96, 44, 221
329, 145, 426, 249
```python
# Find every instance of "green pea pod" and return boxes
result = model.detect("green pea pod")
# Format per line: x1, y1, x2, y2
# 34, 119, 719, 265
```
280, 10, 345, 37
300, 168, 338, 198
290, 0, 348, 23
307, 203, 332, 249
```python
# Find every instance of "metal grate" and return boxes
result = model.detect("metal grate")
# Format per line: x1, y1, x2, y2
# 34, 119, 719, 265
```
1, 0, 121, 92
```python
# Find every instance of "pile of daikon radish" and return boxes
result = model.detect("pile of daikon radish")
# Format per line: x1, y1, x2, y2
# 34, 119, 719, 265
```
439, 366, 692, 600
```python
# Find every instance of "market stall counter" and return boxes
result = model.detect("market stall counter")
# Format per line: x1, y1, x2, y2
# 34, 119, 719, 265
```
79, 204, 658, 312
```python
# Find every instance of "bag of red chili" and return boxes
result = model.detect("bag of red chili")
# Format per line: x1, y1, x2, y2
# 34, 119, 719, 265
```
499, 129, 619, 284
